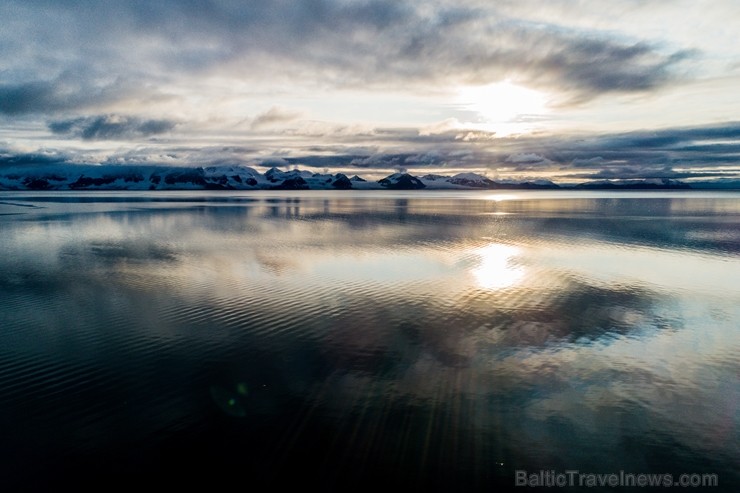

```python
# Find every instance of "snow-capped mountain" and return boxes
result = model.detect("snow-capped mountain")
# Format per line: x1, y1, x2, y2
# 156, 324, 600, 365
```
378, 173, 426, 189
575, 178, 690, 189
0, 164, 696, 191
0, 165, 364, 191
446, 172, 496, 188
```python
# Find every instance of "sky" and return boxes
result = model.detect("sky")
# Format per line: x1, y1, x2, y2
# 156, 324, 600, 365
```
1, 0, 740, 182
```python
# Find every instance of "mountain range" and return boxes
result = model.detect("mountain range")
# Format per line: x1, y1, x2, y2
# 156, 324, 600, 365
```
0, 164, 733, 190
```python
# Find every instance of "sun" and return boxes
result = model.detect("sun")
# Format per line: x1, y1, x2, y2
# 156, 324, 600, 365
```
456, 81, 549, 135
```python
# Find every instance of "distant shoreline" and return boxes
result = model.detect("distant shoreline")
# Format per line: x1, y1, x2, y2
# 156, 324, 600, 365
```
2, 165, 738, 191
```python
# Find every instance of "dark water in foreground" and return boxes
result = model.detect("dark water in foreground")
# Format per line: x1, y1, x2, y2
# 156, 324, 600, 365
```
0, 191, 738, 492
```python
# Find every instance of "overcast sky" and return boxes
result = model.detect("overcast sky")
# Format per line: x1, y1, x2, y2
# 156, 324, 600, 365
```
2, 0, 739, 181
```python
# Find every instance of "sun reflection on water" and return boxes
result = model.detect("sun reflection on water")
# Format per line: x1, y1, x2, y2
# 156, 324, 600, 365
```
471, 243, 524, 290
483, 193, 519, 202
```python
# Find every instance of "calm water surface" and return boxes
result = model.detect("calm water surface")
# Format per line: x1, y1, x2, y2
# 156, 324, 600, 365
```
0, 191, 738, 491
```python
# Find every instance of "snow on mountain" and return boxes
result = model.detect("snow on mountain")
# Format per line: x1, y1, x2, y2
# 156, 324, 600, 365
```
265, 167, 314, 182
204, 165, 263, 188
419, 174, 448, 181
0, 164, 249, 191
493, 177, 559, 189
447, 172, 496, 188
378, 173, 426, 189
0, 164, 154, 191
262, 168, 360, 189
575, 178, 690, 189
0, 164, 695, 191
0, 164, 355, 191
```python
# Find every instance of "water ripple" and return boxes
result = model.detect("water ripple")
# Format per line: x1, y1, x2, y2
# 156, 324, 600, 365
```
1, 190, 738, 491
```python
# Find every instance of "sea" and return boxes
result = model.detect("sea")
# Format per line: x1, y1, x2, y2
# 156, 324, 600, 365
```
0, 190, 738, 492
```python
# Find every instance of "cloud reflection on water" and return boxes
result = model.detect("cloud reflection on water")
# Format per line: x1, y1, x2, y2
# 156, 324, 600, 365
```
0, 191, 738, 489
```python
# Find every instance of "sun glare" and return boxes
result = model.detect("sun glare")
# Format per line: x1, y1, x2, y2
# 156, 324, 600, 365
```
457, 81, 549, 135
471, 243, 524, 290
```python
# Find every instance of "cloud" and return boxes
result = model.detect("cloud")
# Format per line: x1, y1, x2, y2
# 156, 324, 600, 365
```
571, 156, 608, 168
0, 148, 72, 167
506, 153, 551, 165
259, 157, 290, 168
0, 80, 68, 115
405, 151, 446, 166
528, 41, 695, 103
3, 120, 740, 183
250, 107, 304, 130
349, 154, 405, 168
560, 123, 740, 167
271, 121, 740, 178
454, 131, 498, 142
0, 73, 146, 116
48, 114, 177, 140
0, 1, 693, 107
419, 118, 461, 136
566, 166, 731, 181
304, 123, 376, 138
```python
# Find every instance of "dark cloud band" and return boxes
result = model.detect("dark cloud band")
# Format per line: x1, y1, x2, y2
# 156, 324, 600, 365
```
48, 115, 177, 140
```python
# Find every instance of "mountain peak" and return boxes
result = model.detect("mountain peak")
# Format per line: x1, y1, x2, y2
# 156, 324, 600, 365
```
378, 173, 426, 190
